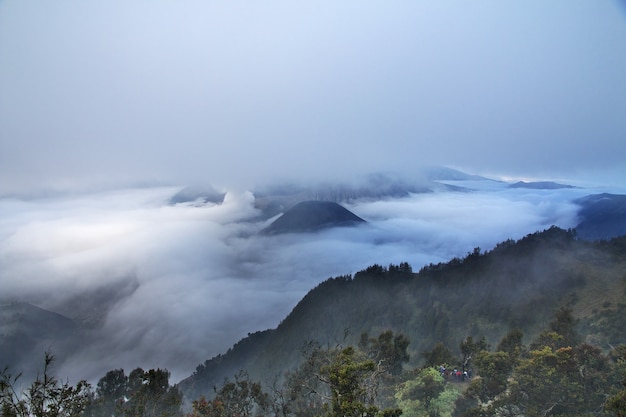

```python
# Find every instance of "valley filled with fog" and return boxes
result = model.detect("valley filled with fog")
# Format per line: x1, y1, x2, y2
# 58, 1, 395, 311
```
1, 3, 625, 411
1, 173, 619, 383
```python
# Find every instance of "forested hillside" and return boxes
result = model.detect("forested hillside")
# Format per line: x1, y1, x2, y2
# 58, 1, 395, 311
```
180, 227, 626, 404
4, 227, 626, 417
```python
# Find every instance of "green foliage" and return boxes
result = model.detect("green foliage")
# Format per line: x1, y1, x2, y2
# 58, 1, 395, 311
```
395, 367, 459, 417
321, 346, 380, 417
495, 329, 524, 362
457, 309, 620, 417
86, 369, 127, 417
276, 335, 406, 417
459, 337, 488, 372
7, 228, 620, 417
180, 227, 626, 402
0, 352, 91, 417
450, 380, 481, 417
421, 343, 456, 369
187, 371, 267, 417
360, 331, 411, 376
85, 367, 181, 417
548, 307, 581, 347
606, 345, 626, 417
582, 302, 626, 348
509, 346, 588, 416
471, 351, 510, 402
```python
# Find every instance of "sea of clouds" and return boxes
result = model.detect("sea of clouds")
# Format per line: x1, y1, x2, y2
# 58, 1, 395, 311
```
0, 178, 615, 383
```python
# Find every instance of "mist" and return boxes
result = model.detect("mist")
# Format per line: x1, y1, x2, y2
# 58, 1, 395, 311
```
0, 176, 611, 383
1, 1, 626, 194
1, 0, 625, 384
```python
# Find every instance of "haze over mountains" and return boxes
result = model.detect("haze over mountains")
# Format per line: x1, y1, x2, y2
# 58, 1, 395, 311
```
178, 227, 626, 402
0, 167, 624, 386
1, 4, 625, 412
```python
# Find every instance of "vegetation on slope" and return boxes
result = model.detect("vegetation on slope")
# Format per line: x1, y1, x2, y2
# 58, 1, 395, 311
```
182, 227, 626, 403
3, 227, 626, 417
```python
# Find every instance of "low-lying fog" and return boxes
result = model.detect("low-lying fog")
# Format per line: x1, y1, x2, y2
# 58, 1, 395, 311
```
0, 177, 616, 383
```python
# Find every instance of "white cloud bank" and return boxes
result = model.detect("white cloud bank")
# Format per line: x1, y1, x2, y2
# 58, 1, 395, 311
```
0, 178, 606, 383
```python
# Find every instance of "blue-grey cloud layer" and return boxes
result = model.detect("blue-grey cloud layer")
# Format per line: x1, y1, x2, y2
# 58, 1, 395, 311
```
0, 180, 610, 383
1, 1, 625, 193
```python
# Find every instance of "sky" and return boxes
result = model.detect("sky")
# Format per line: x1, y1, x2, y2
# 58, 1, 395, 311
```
1, 0, 625, 193
0, 0, 626, 384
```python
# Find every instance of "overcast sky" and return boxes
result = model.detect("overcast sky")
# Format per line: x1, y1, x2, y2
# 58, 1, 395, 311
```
1, 0, 625, 193
1, 0, 626, 385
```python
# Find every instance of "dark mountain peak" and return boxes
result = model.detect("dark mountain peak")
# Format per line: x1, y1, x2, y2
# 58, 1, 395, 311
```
169, 185, 226, 205
509, 181, 575, 190
574, 193, 626, 240
261, 201, 366, 235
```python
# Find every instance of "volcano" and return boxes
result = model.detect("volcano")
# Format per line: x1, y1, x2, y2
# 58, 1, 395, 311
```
262, 201, 366, 235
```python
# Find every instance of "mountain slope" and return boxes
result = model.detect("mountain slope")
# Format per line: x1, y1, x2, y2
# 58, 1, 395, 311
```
575, 193, 626, 240
178, 228, 626, 401
261, 201, 366, 235
0, 302, 79, 377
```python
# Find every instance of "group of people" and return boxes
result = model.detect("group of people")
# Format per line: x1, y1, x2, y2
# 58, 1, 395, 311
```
439, 365, 472, 381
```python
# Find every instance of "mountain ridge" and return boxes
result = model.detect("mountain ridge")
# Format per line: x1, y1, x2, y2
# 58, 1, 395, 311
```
178, 227, 626, 401
574, 193, 626, 240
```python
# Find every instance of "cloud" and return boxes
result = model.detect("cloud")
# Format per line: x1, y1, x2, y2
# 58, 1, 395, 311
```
0, 178, 599, 383
1, 1, 625, 193
0, 0, 625, 384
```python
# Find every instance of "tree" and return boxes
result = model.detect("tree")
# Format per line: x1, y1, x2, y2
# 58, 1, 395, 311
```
283, 341, 402, 417
459, 337, 488, 373
86, 368, 182, 417
281, 341, 334, 417
422, 343, 456, 369
396, 367, 456, 417
456, 312, 620, 417
321, 346, 382, 417
606, 345, 626, 417
215, 371, 268, 417
495, 329, 524, 363
471, 351, 510, 402
85, 369, 127, 417
531, 307, 580, 351
506, 343, 615, 417
360, 331, 411, 376
122, 368, 182, 417
0, 352, 92, 417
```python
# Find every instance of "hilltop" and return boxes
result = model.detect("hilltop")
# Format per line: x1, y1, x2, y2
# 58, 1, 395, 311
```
178, 227, 626, 401
261, 201, 366, 235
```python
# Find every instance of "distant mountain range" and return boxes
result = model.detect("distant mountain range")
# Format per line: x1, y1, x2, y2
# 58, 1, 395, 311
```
508, 181, 576, 190
166, 170, 467, 219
